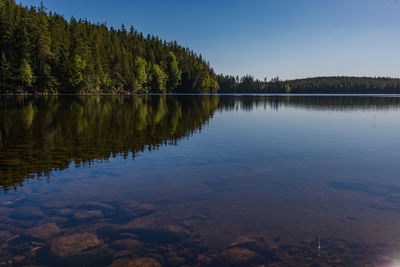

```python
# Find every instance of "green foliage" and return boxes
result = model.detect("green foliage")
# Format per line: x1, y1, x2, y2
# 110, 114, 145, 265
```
218, 75, 400, 94
284, 83, 291, 94
69, 54, 86, 91
166, 52, 181, 91
193, 64, 219, 93
133, 57, 148, 92
19, 59, 34, 90
148, 64, 167, 93
0, 0, 219, 94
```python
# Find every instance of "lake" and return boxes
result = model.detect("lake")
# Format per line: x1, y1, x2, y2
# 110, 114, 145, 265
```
1, 95, 400, 266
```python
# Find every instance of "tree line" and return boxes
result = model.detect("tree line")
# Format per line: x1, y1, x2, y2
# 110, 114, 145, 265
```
1, 0, 400, 94
218, 75, 400, 94
0, 0, 219, 94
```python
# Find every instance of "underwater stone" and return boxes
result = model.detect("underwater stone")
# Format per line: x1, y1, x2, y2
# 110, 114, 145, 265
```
50, 233, 103, 257
26, 223, 61, 240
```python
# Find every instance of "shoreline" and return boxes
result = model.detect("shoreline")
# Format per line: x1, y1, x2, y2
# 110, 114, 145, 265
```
2, 92, 400, 96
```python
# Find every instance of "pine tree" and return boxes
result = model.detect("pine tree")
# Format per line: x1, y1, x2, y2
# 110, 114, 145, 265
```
148, 64, 167, 93
133, 57, 148, 92
69, 54, 86, 91
166, 51, 181, 91
19, 59, 34, 91
0, 0, 221, 94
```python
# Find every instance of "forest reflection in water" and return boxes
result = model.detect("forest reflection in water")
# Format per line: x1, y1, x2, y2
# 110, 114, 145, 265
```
1, 95, 400, 266
2, 94, 400, 190
0, 95, 219, 190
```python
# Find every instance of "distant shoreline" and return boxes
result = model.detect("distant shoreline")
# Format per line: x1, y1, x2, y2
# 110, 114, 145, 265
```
2, 92, 400, 96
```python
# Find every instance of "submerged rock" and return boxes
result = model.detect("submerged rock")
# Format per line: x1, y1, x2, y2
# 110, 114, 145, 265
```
108, 257, 162, 267
48, 216, 68, 224
73, 210, 103, 220
166, 252, 186, 265
50, 233, 103, 257
119, 201, 156, 218
26, 223, 60, 240
162, 223, 190, 236
120, 216, 189, 235
56, 208, 74, 215
0, 231, 12, 243
216, 247, 265, 265
230, 233, 280, 251
12, 255, 25, 263
119, 215, 190, 244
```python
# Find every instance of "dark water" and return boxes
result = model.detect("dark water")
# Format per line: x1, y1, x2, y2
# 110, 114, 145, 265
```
1, 95, 400, 266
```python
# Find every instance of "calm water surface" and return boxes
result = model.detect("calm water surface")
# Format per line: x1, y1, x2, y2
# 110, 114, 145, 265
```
1, 95, 400, 266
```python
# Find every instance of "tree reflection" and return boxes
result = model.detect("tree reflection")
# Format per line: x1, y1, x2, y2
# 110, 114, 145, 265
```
0, 95, 219, 190
1, 94, 400, 190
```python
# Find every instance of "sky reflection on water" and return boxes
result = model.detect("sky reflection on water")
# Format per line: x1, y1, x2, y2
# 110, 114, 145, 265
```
1, 95, 400, 266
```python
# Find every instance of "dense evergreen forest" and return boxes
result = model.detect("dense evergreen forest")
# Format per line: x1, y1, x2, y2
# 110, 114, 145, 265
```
0, 0, 219, 94
1, 0, 400, 94
218, 75, 400, 94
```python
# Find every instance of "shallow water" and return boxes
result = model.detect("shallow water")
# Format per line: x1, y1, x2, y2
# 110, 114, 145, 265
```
1, 95, 400, 266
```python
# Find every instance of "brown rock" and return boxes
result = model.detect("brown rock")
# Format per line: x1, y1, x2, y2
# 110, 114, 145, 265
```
12, 255, 25, 262
166, 252, 186, 265
119, 201, 155, 217
197, 253, 212, 264
108, 257, 162, 267
144, 253, 164, 264
26, 223, 60, 240
162, 224, 190, 236
74, 210, 103, 220
50, 233, 103, 257
0, 231, 12, 243
218, 247, 264, 263
120, 216, 189, 238
230, 233, 279, 250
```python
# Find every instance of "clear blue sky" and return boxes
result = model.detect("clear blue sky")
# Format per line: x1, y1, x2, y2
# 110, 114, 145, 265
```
18, 0, 400, 80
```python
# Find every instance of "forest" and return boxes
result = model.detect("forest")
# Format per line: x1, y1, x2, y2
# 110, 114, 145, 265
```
218, 75, 400, 94
1, 0, 400, 94
0, 0, 219, 94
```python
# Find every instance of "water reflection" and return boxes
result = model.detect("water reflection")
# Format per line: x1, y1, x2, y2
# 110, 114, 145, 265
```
2, 95, 400, 191
219, 94, 400, 111
1, 95, 400, 266
0, 95, 219, 190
